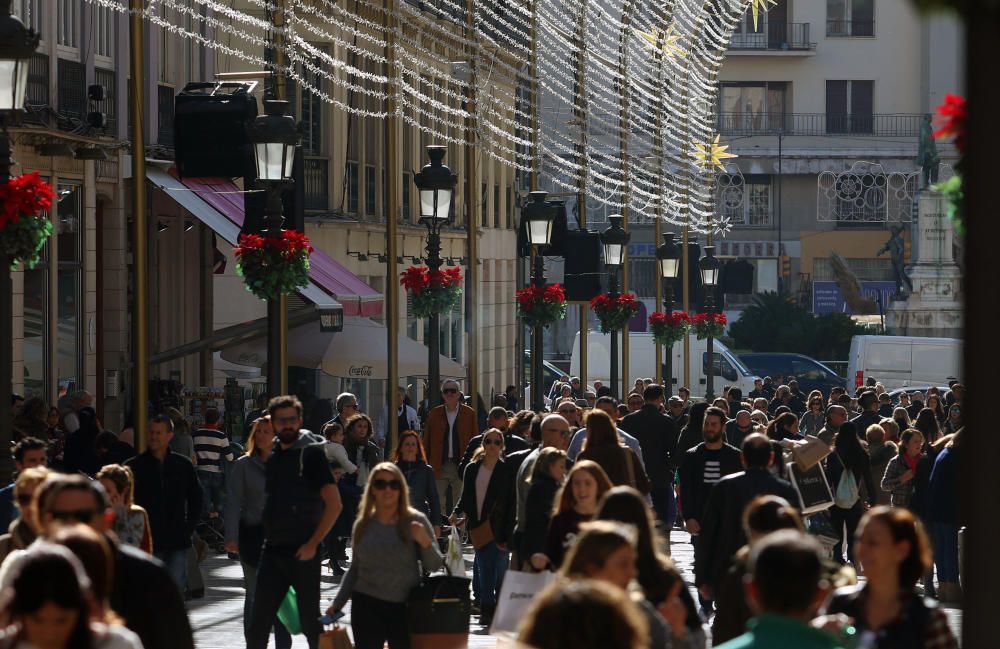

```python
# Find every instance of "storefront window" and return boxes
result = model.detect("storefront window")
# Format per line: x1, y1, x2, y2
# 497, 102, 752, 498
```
22, 263, 46, 398
57, 182, 82, 400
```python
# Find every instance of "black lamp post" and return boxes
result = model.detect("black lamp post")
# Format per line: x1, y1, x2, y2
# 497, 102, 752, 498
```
523, 190, 555, 411
656, 232, 681, 396
699, 245, 720, 401
248, 99, 300, 398
600, 214, 630, 399
413, 145, 457, 409
0, 1, 39, 484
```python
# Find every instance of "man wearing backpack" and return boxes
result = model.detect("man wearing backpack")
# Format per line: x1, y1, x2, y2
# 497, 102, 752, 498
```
247, 396, 343, 649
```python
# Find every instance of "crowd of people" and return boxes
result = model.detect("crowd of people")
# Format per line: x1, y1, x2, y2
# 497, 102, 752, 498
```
0, 374, 963, 649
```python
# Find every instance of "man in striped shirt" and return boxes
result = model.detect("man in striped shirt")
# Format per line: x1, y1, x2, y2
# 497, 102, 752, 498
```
193, 407, 235, 520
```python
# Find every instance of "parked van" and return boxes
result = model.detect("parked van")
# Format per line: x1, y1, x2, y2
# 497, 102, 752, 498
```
847, 335, 962, 392
738, 353, 845, 397
569, 331, 761, 396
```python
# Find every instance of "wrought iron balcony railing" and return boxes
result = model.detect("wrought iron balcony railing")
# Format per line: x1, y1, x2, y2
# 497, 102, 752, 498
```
717, 112, 927, 137
304, 157, 330, 211
728, 23, 815, 51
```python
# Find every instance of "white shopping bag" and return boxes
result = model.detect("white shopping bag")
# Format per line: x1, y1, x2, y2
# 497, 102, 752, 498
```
490, 570, 557, 635
445, 526, 466, 577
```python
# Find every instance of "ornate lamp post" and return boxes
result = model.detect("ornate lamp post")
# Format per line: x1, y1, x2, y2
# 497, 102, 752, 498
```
656, 232, 681, 395
0, 1, 39, 483
523, 190, 555, 411
600, 214, 630, 399
248, 99, 300, 398
413, 145, 457, 409
699, 245, 721, 401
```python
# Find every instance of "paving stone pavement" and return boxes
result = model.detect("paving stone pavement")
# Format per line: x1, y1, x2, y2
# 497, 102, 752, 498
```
188, 529, 963, 648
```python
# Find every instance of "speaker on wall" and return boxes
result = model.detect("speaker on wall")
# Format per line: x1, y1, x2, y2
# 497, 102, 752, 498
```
174, 82, 258, 179
563, 230, 603, 302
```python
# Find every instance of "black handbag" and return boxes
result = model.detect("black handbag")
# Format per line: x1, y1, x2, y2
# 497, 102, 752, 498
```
406, 563, 471, 649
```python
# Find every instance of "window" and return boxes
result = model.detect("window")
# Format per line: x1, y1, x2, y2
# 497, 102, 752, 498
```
402, 173, 411, 222
827, 0, 874, 36
365, 165, 376, 217
299, 47, 325, 155
26, 53, 48, 108
15, 0, 42, 33
720, 174, 772, 226
159, 4, 174, 82
94, 5, 115, 61
481, 182, 488, 227
506, 187, 514, 229
493, 185, 500, 229
57, 0, 79, 49
346, 163, 359, 215
95, 69, 116, 134
57, 182, 83, 398
826, 80, 873, 134
719, 82, 787, 134
703, 353, 739, 382
157, 85, 174, 145
57, 60, 86, 121
813, 257, 893, 281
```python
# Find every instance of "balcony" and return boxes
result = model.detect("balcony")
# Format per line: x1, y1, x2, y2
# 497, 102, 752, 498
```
728, 23, 815, 52
826, 20, 875, 37
717, 113, 927, 137
303, 157, 330, 211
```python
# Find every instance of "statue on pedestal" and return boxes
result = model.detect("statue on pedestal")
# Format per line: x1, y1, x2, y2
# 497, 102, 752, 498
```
877, 225, 911, 297
917, 115, 940, 187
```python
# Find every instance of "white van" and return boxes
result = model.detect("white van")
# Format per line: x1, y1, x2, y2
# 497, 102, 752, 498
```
569, 331, 761, 396
847, 335, 962, 392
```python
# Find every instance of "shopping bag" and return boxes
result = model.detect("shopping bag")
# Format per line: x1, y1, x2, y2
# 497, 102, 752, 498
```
490, 570, 557, 635
318, 624, 353, 649
407, 572, 472, 649
276, 587, 302, 635
787, 461, 834, 515
790, 435, 832, 471
445, 527, 467, 577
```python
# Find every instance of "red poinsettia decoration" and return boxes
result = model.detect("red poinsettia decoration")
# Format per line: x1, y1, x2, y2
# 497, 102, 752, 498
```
400, 266, 463, 318
0, 172, 55, 269
692, 312, 727, 340
933, 93, 966, 154
516, 283, 568, 328
234, 230, 314, 300
649, 311, 690, 347
591, 293, 640, 333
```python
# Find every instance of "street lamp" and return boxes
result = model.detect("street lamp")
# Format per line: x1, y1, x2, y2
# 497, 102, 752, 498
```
699, 245, 720, 401
248, 100, 300, 398
413, 145, 457, 409
656, 232, 681, 395
600, 214, 630, 399
523, 190, 555, 411
0, 1, 38, 483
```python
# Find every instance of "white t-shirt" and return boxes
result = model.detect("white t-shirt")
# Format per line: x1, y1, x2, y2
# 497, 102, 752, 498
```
9, 623, 142, 649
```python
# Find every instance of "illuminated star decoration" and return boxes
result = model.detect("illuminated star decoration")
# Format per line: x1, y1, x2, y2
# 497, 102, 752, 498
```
692, 134, 737, 173
635, 25, 686, 60
748, 0, 777, 31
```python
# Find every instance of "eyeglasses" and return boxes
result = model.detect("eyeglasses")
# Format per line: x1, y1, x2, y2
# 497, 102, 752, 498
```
442, 388, 459, 395
483, 438, 504, 447
49, 509, 98, 523
371, 479, 402, 491
343, 403, 358, 410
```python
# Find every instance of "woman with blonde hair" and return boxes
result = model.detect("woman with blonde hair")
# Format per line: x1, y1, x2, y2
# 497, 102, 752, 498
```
0, 467, 48, 564
96, 464, 152, 554
535, 460, 613, 570
327, 463, 442, 649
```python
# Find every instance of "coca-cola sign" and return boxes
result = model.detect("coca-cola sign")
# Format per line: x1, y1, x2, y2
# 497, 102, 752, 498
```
349, 365, 374, 377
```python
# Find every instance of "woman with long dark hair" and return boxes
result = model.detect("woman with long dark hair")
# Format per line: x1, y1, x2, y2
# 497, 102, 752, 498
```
578, 410, 649, 494
522, 448, 567, 571
912, 408, 942, 450
827, 507, 957, 649
799, 396, 826, 437
392, 430, 441, 535
924, 395, 947, 427
676, 402, 709, 458
764, 411, 802, 441
824, 421, 876, 566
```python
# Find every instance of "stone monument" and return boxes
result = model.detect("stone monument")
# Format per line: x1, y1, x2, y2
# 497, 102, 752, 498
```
885, 190, 963, 337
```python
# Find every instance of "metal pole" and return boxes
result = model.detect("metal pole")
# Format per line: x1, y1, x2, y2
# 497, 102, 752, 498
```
609, 268, 619, 399
574, 3, 588, 398
777, 130, 783, 294
464, 0, 478, 425
681, 226, 690, 389
652, 29, 664, 388
426, 228, 442, 408
705, 289, 714, 401
129, 0, 149, 449
384, 0, 400, 448
531, 252, 545, 411
0, 126, 14, 482
618, 1, 633, 395
664, 283, 673, 396
270, 0, 288, 397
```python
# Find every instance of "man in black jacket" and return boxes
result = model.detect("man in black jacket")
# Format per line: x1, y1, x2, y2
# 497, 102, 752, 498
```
677, 406, 742, 615
850, 390, 881, 436
694, 433, 799, 603
29, 473, 194, 649
126, 414, 202, 592
458, 407, 529, 476
619, 384, 677, 529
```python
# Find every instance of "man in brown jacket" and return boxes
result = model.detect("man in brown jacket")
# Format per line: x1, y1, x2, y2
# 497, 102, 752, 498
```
423, 379, 477, 517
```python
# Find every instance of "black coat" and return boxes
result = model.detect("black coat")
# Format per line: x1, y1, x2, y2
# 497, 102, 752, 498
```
459, 431, 531, 477
677, 442, 742, 524
824, 446, 877, 508
520, 473, 560, 559
454, 459, 516, 546
618, 404, 678, 485
694, 468, 799, 590
109, 536, 194, 649
126, 450, 202, 553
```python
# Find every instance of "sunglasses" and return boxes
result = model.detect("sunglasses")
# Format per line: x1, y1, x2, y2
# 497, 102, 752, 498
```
372, 479, 402, 491
483, 438, 504, 446
49, 509, 97, 523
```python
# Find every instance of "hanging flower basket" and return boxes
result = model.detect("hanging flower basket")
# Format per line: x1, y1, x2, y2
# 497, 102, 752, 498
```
649, 311, 690, 347
590, 293, 640, 333
692, 312, 727, 340
401, 265, 463, 318
234, 230, 313, 301
0, 172, 55, 270
516, 283, 568, 328
932, 93, 966, 233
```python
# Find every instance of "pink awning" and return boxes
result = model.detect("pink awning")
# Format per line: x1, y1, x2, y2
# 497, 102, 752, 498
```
172, 171, 384, 318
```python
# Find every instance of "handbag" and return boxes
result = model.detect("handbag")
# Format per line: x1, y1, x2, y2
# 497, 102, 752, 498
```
407, 567, 472, 649
490, 569, 557, 634
276, 587, 302, 635
318, 624, 353, 649
468, 519, 494, 550
791, 435, 832, 471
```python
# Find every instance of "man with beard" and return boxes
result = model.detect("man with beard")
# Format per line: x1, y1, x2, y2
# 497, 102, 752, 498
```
678, 406, 742, 616
248, 396, 343, 649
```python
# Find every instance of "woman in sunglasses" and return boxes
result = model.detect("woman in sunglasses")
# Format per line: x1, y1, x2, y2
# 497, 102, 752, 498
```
449, 428, 516, 627
327, 462, 442, 649
799, 396, 826, 437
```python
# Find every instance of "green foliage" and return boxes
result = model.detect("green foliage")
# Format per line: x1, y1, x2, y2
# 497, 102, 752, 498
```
0, 215, 53, 270
729, 291, 871, 360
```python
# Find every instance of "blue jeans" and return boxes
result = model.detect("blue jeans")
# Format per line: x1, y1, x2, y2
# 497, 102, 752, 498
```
198, 471, 226, 517
241, 561, 292, 649
155, 549, 188, 593
932, 523, 960, 582
473, 541, 509, 607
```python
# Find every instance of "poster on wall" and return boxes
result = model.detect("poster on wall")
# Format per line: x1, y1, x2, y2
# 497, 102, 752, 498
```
811, 281, 897, 315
